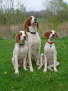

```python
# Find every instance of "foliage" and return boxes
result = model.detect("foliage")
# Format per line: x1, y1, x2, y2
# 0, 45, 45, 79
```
43, 0, 68, 25
0, 9, 26, 25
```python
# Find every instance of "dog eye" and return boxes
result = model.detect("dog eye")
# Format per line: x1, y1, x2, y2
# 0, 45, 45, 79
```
55, 33, 56, 35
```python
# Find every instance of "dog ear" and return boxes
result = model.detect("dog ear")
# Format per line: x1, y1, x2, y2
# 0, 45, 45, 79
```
37, 22, 39, 29
25, 31, 28, 38
16, 32, 22, 43
56, 32, 60, 38
44, 31, 52, 39
24, 17, 32, 32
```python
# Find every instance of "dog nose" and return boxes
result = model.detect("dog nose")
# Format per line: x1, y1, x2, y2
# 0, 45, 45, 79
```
24, 36, 26, 40
34, 18, 37, 23
52, 34, 56, 38
53, 34, 55, 36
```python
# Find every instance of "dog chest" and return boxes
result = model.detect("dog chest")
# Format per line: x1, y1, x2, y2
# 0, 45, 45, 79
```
44, 43, 56, 66
18, 46, 28, 58
28, 32, 40, 44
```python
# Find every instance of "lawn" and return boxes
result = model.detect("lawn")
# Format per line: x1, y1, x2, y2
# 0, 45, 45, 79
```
0, 37, 68, 91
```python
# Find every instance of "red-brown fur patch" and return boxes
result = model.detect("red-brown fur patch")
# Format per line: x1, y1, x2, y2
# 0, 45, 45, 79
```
24, 16, 32, 32
44, 31, 52, 39
24, 16, 39, 32
56, 33, 60, 38
16, 33, 22, 43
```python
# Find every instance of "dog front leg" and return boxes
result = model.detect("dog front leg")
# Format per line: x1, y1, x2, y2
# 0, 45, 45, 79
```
12, 56, 15, 68
28, 50, 33, 72
43, 55, 47, 72
36, 53, 40, 66
36, 43, 41, 66
54, 53, 58, 72
14, 55, 19, 74
38, 53, 43, 70
23, 56, 28, 71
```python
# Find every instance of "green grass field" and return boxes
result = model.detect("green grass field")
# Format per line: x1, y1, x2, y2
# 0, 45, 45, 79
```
0, 37, 68, 91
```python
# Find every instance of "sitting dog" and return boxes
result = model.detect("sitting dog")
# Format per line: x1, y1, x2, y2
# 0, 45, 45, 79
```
24, 16, 41, 72
12, 31, 28, 74
42, 30, 60, 72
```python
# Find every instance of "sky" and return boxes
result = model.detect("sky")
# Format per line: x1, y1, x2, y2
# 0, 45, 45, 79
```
64, 0, 68, 3
1, 0, 68, 11
22, 0, 46, 11
15, 0, 68, 11
14, 0, 47, 11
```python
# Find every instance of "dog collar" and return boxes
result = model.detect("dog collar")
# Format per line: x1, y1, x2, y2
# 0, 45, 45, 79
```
48, 41, 54, 47
48, 41, 54, 44
28, 30, 36, 34
30, 32, 36, 34
19, 43, 25, 46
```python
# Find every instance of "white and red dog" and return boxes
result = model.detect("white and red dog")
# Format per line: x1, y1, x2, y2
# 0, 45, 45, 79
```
24, 16, 41, 72
12, 16, 41, 74
41, 30, 60, 72
12, 31, 28, 74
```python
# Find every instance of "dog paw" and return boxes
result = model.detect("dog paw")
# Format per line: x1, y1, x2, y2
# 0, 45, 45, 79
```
43, 69, 47, 72
54, 68, 58, 72
36, 63, 40, 66
30, 68, 33, 72
37, 66, 42, 70
15, 71, 19, 74
24, 68, 28, 71
48, 67, 53, 71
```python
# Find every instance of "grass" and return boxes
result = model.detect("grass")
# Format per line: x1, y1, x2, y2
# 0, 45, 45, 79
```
0, 37, 68, 91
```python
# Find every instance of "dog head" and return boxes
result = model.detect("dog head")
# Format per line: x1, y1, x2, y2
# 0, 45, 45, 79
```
44, 30, 59, 40
24, 16, 39, 32
16, 31, 27, 44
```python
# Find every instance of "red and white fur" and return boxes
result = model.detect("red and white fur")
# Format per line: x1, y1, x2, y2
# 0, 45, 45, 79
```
24, 16, 41, 72
12, 31, 28, 74
42, 30, 59, 72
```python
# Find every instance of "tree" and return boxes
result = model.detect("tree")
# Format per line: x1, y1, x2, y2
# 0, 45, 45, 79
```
43, 0, 68, 15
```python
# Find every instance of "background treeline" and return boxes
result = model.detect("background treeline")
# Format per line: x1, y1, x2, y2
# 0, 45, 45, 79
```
0, 0, 68, 24
0, 0, 68, 38
0, 10, 26, 24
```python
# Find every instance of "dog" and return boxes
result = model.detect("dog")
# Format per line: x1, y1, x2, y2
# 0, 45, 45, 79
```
24, 16, 41, 72
42, 30, 60, 72
12, 31, 28, 74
